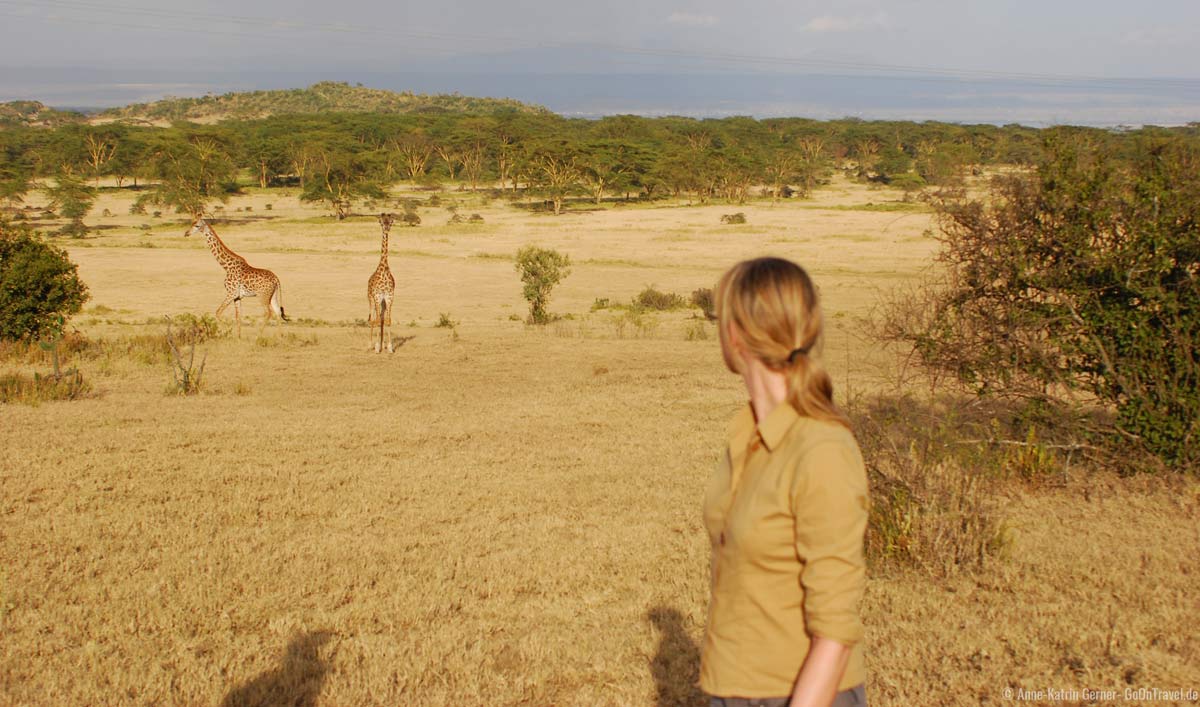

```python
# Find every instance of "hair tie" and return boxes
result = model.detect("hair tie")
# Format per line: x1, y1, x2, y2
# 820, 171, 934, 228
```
787, 346, 809, 364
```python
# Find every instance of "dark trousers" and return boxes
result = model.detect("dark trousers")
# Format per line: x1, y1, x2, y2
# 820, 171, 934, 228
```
709, 683, 867, 707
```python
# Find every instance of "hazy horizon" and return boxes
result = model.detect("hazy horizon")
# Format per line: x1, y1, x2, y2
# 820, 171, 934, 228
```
3, 0, 1200, 126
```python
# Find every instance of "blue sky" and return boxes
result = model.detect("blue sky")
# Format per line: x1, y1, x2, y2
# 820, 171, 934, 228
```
1, 0, 1198, 122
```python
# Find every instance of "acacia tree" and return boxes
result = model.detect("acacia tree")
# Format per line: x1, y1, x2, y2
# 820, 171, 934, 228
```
580, 141, 635, 205
390, 132, 433, 181
0, 135, 33, 207
44, 171, 95, 237
795, 137, 830, 197
530, 141, 581, 214
136, 134, 238, 214
301, 149, 386, 219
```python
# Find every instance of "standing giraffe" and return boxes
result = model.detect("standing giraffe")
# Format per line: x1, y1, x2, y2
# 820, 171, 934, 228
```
367, 213, 396, 353
185, 216, 288, 338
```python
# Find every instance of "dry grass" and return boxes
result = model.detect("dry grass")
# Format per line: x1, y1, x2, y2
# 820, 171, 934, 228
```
2, 177, 1197, 705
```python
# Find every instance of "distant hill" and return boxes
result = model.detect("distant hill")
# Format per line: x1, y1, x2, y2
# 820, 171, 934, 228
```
0, 100, 84, 128
94, 81, 551, 123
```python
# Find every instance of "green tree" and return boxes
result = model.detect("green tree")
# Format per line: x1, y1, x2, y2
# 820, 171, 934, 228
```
44, 171, 95, 238
0, 219, 89, 340
884, 134, 1200, 468
301, 148, 386, 219
136, 133, 238, 214
515, 245, 571, 324
0, 133, 34, 207
529, 140, 581, 214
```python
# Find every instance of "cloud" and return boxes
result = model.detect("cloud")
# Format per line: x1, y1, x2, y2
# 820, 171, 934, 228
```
667, 12, 718, 27
802, 11, 888, 33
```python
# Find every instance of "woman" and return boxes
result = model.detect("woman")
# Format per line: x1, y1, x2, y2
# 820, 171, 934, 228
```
701, 257, 869, 707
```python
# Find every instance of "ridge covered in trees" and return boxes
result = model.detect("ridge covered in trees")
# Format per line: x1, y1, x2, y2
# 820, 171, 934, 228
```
94, 81, 552, 123
0, 101, 85, 129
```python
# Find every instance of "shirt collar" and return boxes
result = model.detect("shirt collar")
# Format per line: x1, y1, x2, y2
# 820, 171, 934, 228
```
728, 401, 801, 453
757, 401, 800, 452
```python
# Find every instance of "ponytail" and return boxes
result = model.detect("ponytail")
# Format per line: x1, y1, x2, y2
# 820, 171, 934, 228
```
715, 257, 851, 430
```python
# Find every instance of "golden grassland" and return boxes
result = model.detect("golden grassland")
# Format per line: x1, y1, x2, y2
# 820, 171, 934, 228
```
2, 178, 1198, 706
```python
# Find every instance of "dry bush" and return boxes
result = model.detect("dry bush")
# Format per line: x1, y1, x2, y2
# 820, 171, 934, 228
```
690, 288, 715, 320
165, 320, 206, 395
850, 394, 1015, 576
633, 286, 686, 311
684, 320, 710, 341
0, 369, 90, 404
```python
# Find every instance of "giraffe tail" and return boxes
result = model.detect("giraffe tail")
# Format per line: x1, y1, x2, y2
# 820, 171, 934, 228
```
272, 283, 289, 322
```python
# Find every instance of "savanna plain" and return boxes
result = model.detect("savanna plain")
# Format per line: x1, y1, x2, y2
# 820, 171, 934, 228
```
2, 178, 1197, 706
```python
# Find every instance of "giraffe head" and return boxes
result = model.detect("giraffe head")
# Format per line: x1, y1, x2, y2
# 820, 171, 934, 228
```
184, 215, 212, 239
378, 213, 394, 234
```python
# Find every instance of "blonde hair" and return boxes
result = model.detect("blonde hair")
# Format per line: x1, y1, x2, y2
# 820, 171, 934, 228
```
715, 257, 850, 429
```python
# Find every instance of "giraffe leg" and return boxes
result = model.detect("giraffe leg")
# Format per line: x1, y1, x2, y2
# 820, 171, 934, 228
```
258, 300, 272, 338
385, 295, 394, 353
234, 299, 242, 339
375, 302, 383, 354
368, 295, 378, 353
215, 294, 235, 320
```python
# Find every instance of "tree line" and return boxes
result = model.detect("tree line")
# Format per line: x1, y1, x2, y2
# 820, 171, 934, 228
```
2, 109, 1199, 223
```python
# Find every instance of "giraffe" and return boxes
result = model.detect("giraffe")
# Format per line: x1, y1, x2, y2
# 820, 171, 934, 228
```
185, 216, 288, 338
367, 213, 396, 353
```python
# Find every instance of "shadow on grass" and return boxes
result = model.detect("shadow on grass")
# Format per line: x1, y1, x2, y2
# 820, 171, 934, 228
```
220, 630, 334, 707
647, 606, 706, 707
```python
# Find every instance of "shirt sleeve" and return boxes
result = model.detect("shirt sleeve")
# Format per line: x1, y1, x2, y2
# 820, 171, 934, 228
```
790, 438, 869, 646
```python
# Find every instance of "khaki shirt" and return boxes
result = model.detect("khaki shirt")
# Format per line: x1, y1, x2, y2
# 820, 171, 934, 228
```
700, 402, 868, 697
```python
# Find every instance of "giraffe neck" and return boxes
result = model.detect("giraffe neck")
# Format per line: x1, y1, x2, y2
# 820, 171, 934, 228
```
379, 229, 390, 267
203, 225, 242, 272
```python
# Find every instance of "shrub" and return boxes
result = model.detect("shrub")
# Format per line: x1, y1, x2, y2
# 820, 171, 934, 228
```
468, 214, 484, 223
166, 312, 229, 345
401, 211, 421, 227
879, 134, 1200, 469
690, 288, 715, 320
434, 312, 458, 329
720, 212, 746, 224
515, 245, 571, 324
633, 286, 685, 311
165, 319, 206, 395
0, 221, 89, 341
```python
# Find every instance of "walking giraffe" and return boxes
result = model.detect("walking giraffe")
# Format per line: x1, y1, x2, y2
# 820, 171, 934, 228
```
185, 216, 288, 338
367, 213, 396, 353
